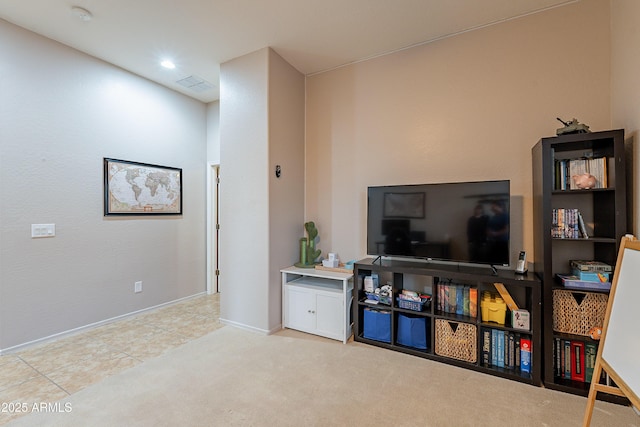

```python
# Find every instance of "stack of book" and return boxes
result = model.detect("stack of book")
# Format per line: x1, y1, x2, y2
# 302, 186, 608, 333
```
556, 260, 612, 291
436, 280, 477, 318
554, 157, 608, 190
554, 338, 596, 383
551, 208, 588, 239
480, 328, 531, 374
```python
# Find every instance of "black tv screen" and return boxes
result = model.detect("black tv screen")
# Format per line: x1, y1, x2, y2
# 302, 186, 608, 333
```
367, 180, 510, 266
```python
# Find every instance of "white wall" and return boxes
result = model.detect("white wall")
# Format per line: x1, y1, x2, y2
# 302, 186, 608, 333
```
0, 20, 207, 351
219, 49, 271, 331
611, 0, 640, 236
207, 101, 220, 164
305, 0, 612, 264
267, 49, 305, 329
219, 48, 304, 333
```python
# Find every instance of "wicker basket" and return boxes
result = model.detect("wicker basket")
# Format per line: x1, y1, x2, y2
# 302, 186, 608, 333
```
435, 319, 477, 363
553, 289, 608, 336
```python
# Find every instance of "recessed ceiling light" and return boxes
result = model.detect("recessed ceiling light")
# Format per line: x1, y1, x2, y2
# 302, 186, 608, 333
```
161, 60, 176, 69
71, 6, 92, 22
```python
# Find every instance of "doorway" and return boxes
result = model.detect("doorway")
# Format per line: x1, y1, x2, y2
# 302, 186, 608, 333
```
207, 163, 220, 293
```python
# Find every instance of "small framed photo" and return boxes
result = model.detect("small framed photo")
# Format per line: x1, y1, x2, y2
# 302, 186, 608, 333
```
383, 192, 425, 218
103, 158, 182, 216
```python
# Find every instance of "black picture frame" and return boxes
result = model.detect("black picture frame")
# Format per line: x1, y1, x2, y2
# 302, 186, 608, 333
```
103, 158, 182, 216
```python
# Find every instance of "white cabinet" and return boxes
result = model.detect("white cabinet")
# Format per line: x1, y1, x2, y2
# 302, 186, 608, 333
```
281, 266, 353, 343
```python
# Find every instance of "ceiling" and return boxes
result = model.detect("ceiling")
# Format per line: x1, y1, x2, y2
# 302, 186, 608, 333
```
0, 0, 575, 103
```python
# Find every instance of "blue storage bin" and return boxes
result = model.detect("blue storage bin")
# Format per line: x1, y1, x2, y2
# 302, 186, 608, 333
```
397, 313, 428, 350
363, 308, 391, 343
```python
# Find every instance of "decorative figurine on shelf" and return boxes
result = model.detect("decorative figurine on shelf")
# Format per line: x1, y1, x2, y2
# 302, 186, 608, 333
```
295, 221, 322, 268
556, 117, 591, 135
572, 173, 597, 189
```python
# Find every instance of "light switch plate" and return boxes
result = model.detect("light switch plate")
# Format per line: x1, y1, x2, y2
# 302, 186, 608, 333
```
31, 224, 55, 238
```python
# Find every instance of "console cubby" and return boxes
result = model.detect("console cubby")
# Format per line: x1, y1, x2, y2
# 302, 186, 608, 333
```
354, 258, 541, 385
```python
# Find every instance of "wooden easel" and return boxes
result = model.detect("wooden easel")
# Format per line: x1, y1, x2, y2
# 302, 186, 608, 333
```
583, 236, 640, 426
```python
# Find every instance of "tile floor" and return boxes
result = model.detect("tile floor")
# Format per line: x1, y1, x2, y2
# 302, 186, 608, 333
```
0, 293, 221, 425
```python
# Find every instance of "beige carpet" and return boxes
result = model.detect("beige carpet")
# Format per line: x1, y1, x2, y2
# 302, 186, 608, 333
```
6, 326, 638, 427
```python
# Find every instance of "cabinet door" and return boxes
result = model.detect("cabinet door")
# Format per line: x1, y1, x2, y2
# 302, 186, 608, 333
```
285, 286, 316, 331
315, 292, 343, 338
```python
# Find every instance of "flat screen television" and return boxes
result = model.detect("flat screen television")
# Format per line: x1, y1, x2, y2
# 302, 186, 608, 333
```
367, 180, 510, 266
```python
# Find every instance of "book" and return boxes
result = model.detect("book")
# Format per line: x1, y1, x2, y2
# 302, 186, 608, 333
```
469, 287, 477, 318
514, 334, 521, 369
463, 286, 470, 317
443, 284, 450, 313
577, 212, 589, 238
456, 284, 464, 315
520, 337, 531, 374
571, 269, 611, 282
449, 284, 457, 313
491, 329, 498, 367
496, 330, 505, 368
556, 274, 611, 291
570, 260, 612, 272
555, 338, 562, 377
585, 342, 597, 383
564, 340, 571, 379
570, 341, 584, 382
507, 332, 515, 369
481, 327, 491, 366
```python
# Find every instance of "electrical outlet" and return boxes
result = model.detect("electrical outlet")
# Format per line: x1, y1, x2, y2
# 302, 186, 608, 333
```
134, 281, 142, 293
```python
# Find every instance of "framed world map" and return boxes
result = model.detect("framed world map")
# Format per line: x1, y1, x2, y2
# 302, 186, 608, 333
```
103, 158, 182, 215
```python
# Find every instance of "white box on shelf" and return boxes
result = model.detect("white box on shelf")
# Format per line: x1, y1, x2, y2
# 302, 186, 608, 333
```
512, 309, 530, 330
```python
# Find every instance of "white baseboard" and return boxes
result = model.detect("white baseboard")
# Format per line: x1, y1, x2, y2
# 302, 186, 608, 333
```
218, 318, 281, 336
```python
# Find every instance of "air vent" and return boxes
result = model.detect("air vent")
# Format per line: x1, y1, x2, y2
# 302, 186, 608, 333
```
176, 75, 215, 93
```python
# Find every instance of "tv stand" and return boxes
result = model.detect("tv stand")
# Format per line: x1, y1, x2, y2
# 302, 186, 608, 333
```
353, 258, 541, 386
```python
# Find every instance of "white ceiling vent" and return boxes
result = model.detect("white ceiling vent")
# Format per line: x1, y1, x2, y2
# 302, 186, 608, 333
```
176, 75, 215, 93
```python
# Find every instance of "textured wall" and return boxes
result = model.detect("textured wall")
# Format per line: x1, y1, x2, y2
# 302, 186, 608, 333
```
0, 20, 207, 351
219, 48, 304, 333
612, 0, 640, 236
305, 0, 612, 265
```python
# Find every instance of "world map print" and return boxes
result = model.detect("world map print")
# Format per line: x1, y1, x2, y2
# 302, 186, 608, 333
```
105, 159, 181, 214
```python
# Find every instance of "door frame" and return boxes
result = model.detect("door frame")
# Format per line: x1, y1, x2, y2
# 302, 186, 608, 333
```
206, 162, 220, 294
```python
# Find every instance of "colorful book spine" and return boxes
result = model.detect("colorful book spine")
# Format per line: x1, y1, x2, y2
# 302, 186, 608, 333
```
496, 330, 505, 368
456, 284, 464, 315
554, 338, 562, 377
571, 341, 585, 382
514, 334, 521, 369
564, 340, 571, 379
469, 287, 477, 318
443, 284, 450, 313
463, 285, 470, 317
520, 337, 532, 374
481, 327, 491, 366
449, 284, 457, 314
491, 329, 498, 367
507, 333, 515, 369
585, 342, 597, 383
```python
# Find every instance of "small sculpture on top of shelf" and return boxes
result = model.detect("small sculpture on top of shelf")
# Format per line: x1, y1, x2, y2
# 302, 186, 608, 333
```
572, 173, 597, 189
295, 221, 322, 268
556, 117, 591, 135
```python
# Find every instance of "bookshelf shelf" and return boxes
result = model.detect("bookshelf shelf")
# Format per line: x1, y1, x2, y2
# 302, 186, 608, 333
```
532, 129, 628, 403
353, 258, 541, 386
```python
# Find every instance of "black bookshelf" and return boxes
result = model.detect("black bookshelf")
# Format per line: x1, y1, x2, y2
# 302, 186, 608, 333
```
353, 258, 541, 386
532, 129, 628, 403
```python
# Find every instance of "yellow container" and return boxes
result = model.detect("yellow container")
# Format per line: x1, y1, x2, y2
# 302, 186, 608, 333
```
480, 293, 507, 325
